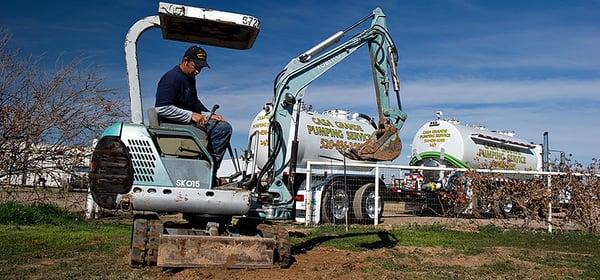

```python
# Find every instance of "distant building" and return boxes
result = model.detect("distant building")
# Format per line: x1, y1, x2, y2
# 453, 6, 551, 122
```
0, 143, 93, 189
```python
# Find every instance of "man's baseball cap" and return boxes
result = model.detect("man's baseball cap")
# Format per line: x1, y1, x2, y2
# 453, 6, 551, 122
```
184, 46, 210, 69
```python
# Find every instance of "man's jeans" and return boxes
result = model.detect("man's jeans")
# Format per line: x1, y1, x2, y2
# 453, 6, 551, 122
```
204, 120, 232, 171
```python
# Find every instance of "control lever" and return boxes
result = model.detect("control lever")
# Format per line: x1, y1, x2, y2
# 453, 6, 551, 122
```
199, 104, 220, 130
206, 104, 220, 121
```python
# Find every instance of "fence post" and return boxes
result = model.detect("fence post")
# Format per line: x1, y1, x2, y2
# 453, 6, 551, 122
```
85, 186, 95, 220
374, 166, 380, 226
305, 162, 312, 226
547, 174, 553, 233
344, 157, 349, 232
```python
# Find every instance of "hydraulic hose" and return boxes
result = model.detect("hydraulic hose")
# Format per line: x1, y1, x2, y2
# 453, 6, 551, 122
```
255, 120, 284, 192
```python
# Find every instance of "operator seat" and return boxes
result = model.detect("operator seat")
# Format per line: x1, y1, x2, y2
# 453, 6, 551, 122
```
147, 107, 209, 148
147, 107, 211, 163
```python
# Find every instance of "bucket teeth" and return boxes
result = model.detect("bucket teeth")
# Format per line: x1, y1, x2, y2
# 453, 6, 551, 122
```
340, 124, 402, 161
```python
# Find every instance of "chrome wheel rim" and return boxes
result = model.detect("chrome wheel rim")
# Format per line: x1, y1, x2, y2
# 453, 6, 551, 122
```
331, 188, 349, 220
502, 200, 513, 213
365, 191, 382, 219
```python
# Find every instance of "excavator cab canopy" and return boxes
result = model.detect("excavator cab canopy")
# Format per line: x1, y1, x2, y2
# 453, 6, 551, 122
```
127, 2, 261, 123
158, 2, 260, 49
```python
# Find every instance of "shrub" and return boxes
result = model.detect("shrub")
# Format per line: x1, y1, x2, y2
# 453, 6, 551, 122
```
0, 202, 81, 225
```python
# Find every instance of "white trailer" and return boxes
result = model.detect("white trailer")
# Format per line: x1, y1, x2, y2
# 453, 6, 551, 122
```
402, 112, 545, 216
410, 115, 542, 172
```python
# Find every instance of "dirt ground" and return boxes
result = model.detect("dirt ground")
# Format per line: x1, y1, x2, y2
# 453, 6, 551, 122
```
144, 245, 585, 280
162, 248, 391, 280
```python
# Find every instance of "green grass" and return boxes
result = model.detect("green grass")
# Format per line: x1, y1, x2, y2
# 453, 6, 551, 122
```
0, 202, 83, 226
292, 223, 600, 255
291, 224, 600, 279
0, 223, 139, 280
0, 203, 143, 279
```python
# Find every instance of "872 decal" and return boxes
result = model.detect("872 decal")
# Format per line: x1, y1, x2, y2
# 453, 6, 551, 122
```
242, 16, 259, 27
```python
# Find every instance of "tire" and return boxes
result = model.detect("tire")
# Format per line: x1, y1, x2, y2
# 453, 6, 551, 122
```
478, 199, 497, 218
352, 183, 384, 223
320, 181, 350, 224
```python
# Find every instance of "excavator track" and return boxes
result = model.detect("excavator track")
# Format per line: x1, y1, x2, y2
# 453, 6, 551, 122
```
256, 223, 293, 268
129, 217, 163, 267
129, 218, 147, 267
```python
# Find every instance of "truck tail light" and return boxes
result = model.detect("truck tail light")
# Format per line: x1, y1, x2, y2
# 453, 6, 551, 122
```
90, 160, 97, 172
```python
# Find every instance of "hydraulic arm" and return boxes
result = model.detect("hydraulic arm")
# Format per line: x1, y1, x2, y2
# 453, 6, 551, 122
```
259, 8, 407, 219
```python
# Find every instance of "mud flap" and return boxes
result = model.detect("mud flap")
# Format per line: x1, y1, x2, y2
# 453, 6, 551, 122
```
157, 235, 276, 268
340, 123, 402, 161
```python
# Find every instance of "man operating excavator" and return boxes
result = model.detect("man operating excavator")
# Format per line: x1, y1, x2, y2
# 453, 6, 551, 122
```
154, 46, 232, 177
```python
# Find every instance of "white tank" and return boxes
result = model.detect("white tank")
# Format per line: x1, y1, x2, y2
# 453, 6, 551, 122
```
247, 105, 376, 172
410, 117, 542, 171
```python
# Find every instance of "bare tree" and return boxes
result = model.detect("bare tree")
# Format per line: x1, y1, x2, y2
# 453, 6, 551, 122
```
437, 159, 600, 232
0, 29, 125, 188
560, 160, 600, 232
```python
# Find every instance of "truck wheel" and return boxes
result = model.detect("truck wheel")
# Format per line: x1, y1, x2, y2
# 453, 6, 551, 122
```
498, 198, 516, 218
353, 183, 383, 223
129, 218, 148, 267
321, 181, 350, 224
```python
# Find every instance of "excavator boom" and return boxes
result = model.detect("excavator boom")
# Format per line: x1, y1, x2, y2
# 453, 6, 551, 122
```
259, 8, 407, 218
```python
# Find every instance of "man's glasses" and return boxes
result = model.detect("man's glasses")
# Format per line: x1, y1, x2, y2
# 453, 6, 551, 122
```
191, 62, 202, 71
187, 59, 202, 72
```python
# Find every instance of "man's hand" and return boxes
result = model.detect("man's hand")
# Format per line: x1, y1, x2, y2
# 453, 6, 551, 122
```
210, 114, 224, 121
191, 112, 208, 126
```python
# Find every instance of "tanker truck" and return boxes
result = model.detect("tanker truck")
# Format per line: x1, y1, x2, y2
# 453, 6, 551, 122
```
218, 104, 390, 225
243, 106, 387, 225
402, 112, 543, 216
218, 105, 389, 225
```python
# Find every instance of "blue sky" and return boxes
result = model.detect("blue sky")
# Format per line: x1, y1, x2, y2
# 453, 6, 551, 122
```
2, 0, 599, 165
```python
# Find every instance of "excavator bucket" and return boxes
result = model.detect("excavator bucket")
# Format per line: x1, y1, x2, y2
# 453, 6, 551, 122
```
130, 218, 291, 269
157, 235, 276, 268
340, 123, 402, 161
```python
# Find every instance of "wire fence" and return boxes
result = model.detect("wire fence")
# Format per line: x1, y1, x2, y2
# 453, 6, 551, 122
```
2, 160, 599, 233
0, 184, 88, 213
303, 161, 600, 233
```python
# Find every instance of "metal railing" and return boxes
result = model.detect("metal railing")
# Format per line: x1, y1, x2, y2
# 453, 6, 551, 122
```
305, 161, 599, 232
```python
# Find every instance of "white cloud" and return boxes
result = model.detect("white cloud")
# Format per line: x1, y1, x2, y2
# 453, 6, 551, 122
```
402, 79, 600, 106
399, 26, 600, 71
170, 78, 600, 165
